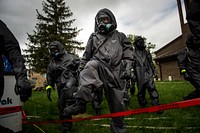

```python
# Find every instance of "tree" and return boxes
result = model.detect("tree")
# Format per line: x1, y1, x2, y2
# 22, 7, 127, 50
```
127, 34, 156, 52
24, 0, 84, 74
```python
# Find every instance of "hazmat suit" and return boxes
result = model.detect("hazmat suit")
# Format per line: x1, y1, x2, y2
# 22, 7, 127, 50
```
177, 0, 200, 100
0, 20, 32, 132
64, 8, 134, 133
46, 41, 80, 132
91, 86, 103, 115
178, 35, 200, 100
126, 72, 136, 96
133, 36, 160, 108
186, 0, 200, 39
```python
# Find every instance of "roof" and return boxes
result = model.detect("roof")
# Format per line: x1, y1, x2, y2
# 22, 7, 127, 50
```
155, 24, 190, 61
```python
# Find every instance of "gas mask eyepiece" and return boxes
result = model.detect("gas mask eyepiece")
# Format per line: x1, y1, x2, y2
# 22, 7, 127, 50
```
49, 46, 61, 58
96, 13, 113, 34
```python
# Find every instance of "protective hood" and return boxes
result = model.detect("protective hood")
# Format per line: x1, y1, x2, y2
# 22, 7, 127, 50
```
134, 36, 146, 50
94, 8, 117, 33
48, 41, 65, 58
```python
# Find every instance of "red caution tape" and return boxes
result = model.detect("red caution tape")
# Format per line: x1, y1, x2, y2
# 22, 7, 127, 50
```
23, 98, 200, 125
0, 106, 22, 115
22, 110, 27, 121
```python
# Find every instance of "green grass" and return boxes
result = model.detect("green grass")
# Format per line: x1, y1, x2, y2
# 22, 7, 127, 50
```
23, 81, 200, 133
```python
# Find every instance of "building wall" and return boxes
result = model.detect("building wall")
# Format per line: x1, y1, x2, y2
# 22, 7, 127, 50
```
158, 59, 184, 81
155, 24, 190, 81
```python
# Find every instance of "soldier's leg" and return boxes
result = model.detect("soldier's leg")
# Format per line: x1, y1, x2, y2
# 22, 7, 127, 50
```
129, 79, 136, 95
146, 78, 164, 114
184, 75, 200, 100
105, 87, 126, 133
64, 60, 103, 115
58, 90, 76, 132
58, 89, 72, 133
91, 87, 103, 115
59, 77, 78, 132
137, 82, 147, 108
146, 78, 160, 105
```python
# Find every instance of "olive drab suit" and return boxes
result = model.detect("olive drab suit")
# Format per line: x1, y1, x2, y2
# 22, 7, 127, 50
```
0, 20, 32, 132
46, 41, 80, 133
133, 36, 160, 108
177, 0, 200, 100
64, 8, 134, 133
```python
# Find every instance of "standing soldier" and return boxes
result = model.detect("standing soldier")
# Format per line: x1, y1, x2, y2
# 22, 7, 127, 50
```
177, 0, 200, 100
46, 41, 80, 133
133, 36, 161, 109
63, 8, 134, 133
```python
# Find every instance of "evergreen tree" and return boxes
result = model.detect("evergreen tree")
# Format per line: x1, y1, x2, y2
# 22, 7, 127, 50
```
24, 0, 84, 74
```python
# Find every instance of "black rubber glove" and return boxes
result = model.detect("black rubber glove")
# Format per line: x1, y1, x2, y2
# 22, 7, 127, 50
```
46, 85, 53, 102
183, 72, 191, 81
15, 78, 32, 102
181, 69, 191, 81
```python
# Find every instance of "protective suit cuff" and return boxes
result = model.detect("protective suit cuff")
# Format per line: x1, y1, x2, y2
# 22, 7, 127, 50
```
46, 85, 53, 90
181, 69, 186, 73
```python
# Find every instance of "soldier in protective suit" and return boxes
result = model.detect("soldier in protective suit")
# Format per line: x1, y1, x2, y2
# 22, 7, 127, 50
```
63, 8, 134, 133
46, 41, 80, 133
0, 20, 32, 132
133, 36, 160, 108
177, 0, 200, 100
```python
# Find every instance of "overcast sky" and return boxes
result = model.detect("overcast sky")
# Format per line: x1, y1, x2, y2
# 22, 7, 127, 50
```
0, 0, 186, 56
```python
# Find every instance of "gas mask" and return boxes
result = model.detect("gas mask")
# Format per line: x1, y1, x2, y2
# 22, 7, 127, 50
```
49, 45, 63, 58
96, 13, 114, 34
135, 36, 146, 50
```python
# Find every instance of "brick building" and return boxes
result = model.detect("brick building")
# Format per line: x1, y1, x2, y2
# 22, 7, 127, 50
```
154, 0, 192, 81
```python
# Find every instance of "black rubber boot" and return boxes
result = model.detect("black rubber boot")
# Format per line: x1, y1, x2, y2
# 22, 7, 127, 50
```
63, 99, 86, 116
110, 121, 127, 133
60, 115, 72, 133
152, 99, 163, 114
123, 92, 131, 109
130, 86, 135, 95
91, 89, 103, 115
152, 99, 159, 106
94, 108, 101, 115
139, 100, 147, 108
183, 91, 200, 100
